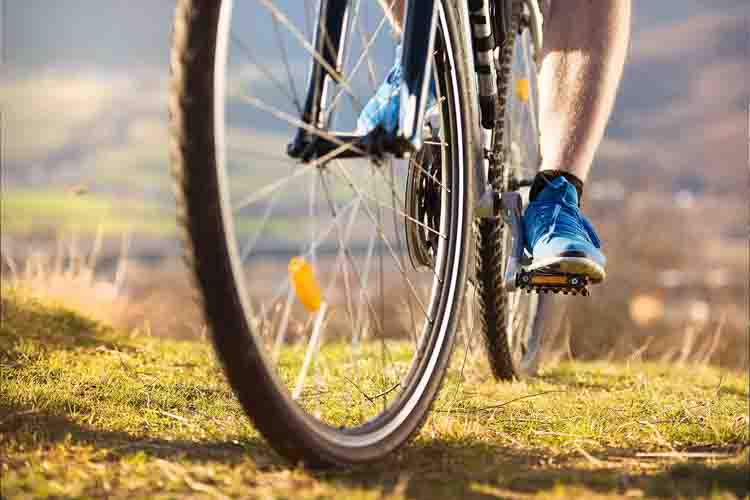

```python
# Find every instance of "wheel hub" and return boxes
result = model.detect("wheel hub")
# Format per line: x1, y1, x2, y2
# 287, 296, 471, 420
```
405, 130, 443, 270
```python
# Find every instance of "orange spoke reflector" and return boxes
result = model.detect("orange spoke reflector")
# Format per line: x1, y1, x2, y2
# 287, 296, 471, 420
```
289, 257, 322, 312
516, 78, 530, 103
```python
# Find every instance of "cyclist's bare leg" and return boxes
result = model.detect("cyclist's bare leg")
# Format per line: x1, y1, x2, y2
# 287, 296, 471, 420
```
384, 1, 630, 181
522, 0, 630, 283
538, 0, 631, 181
369, 1, 630, 284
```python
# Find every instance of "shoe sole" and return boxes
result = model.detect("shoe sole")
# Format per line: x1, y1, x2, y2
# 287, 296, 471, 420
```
525, 256, 606, 284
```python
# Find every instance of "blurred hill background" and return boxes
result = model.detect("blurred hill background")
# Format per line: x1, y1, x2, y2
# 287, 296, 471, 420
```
1, 1, 748, 368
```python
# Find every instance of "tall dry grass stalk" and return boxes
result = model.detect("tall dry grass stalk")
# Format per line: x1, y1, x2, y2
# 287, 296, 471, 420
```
538, 304, 743, 372
2, 227, 132, 328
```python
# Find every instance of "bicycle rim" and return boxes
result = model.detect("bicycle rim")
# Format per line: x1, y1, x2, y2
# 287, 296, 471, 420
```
170, 0, 474, 465
504, 26, 543, 370
476, 3, 544, 380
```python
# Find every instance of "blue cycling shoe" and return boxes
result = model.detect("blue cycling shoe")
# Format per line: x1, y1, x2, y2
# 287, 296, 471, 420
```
522, 176, 606, 283
356, 45, 436, 136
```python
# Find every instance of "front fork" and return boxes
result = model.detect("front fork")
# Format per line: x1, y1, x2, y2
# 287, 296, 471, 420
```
287, 0, 495, 191
287, 0, 440, 159
286, 0, 350, 159
287, 0, 540, 291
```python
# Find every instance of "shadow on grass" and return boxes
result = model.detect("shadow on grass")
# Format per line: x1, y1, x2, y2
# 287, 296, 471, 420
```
0, 401, 268, 466
0, 293, 122, 352
2, 400, 748, 500
335, 441, 750, 500
2, 293, 747, 498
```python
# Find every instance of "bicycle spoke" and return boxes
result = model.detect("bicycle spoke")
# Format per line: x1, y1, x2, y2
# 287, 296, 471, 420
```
291, 253, 344, 400
271, 288, 295, 361
322, 163, 447, 303
390, 161, 419, 347
308, 164, 319, 268
409, 155, 451, 193
293, 196, 365, 400
230, 33, 302, 113
319, 171, 359, 338
369, 153, 451, 222
292, 301, 329, 400
175, 0, 471, 456
354, 228, 377, 346
356, 13, 380, 90
372, 163, 388, 406
326, 165, 447, 241
256, 0, 361, 107
237, 92, 364, 149
232, 140, 359, 212
375, 0, 401, 34
332, 160, 431, 320
260, 196, 362, 345
313, 169, 389, 341
324, 0, 364, 126
326, 14, 389, 115
271, 14, 303, 113
239, 187, 284, 262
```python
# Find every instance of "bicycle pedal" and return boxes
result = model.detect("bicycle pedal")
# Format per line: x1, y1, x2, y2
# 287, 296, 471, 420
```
516, 269, 591, 296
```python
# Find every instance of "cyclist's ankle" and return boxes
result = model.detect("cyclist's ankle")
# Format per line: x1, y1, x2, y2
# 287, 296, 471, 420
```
529, 170, 585, 205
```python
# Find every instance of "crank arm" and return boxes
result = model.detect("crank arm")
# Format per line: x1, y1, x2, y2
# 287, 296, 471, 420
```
499, 191, 525, 291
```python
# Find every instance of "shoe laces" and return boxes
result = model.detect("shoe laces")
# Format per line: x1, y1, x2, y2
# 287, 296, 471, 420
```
528, 199, 600, 249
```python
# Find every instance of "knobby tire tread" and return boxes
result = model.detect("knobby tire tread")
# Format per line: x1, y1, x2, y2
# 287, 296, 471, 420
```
475, 0, 524, 380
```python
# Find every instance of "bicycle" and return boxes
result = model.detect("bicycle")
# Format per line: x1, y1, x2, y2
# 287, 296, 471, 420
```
169, 0, 577, 467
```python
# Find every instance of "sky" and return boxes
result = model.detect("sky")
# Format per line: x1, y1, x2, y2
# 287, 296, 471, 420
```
1, 1, 748, 203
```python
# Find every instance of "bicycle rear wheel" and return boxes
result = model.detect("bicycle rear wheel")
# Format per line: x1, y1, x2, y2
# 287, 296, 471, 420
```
476, 0, 546, 380
170, 0, 476, 466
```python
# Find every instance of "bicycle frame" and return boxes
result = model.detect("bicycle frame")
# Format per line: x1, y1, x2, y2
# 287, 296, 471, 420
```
286, 0, 440, 161
287, 0, 543, 223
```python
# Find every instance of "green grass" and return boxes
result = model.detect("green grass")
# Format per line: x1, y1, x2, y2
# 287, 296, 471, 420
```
2, 188, 332, 245
1, 288, 748, 499
1, 190, 176, 237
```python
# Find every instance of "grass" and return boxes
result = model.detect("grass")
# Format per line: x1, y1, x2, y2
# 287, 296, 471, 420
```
1, 287, 748, 499
1, 188, 329, 247
1, 189, 176, 237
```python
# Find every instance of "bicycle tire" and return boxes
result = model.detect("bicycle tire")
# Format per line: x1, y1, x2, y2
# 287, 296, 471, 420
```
169, 0, 478, 467
476, 0, 544, 380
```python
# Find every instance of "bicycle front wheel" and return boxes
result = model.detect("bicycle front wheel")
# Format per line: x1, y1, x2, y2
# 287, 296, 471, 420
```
170, 0, 477, 466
